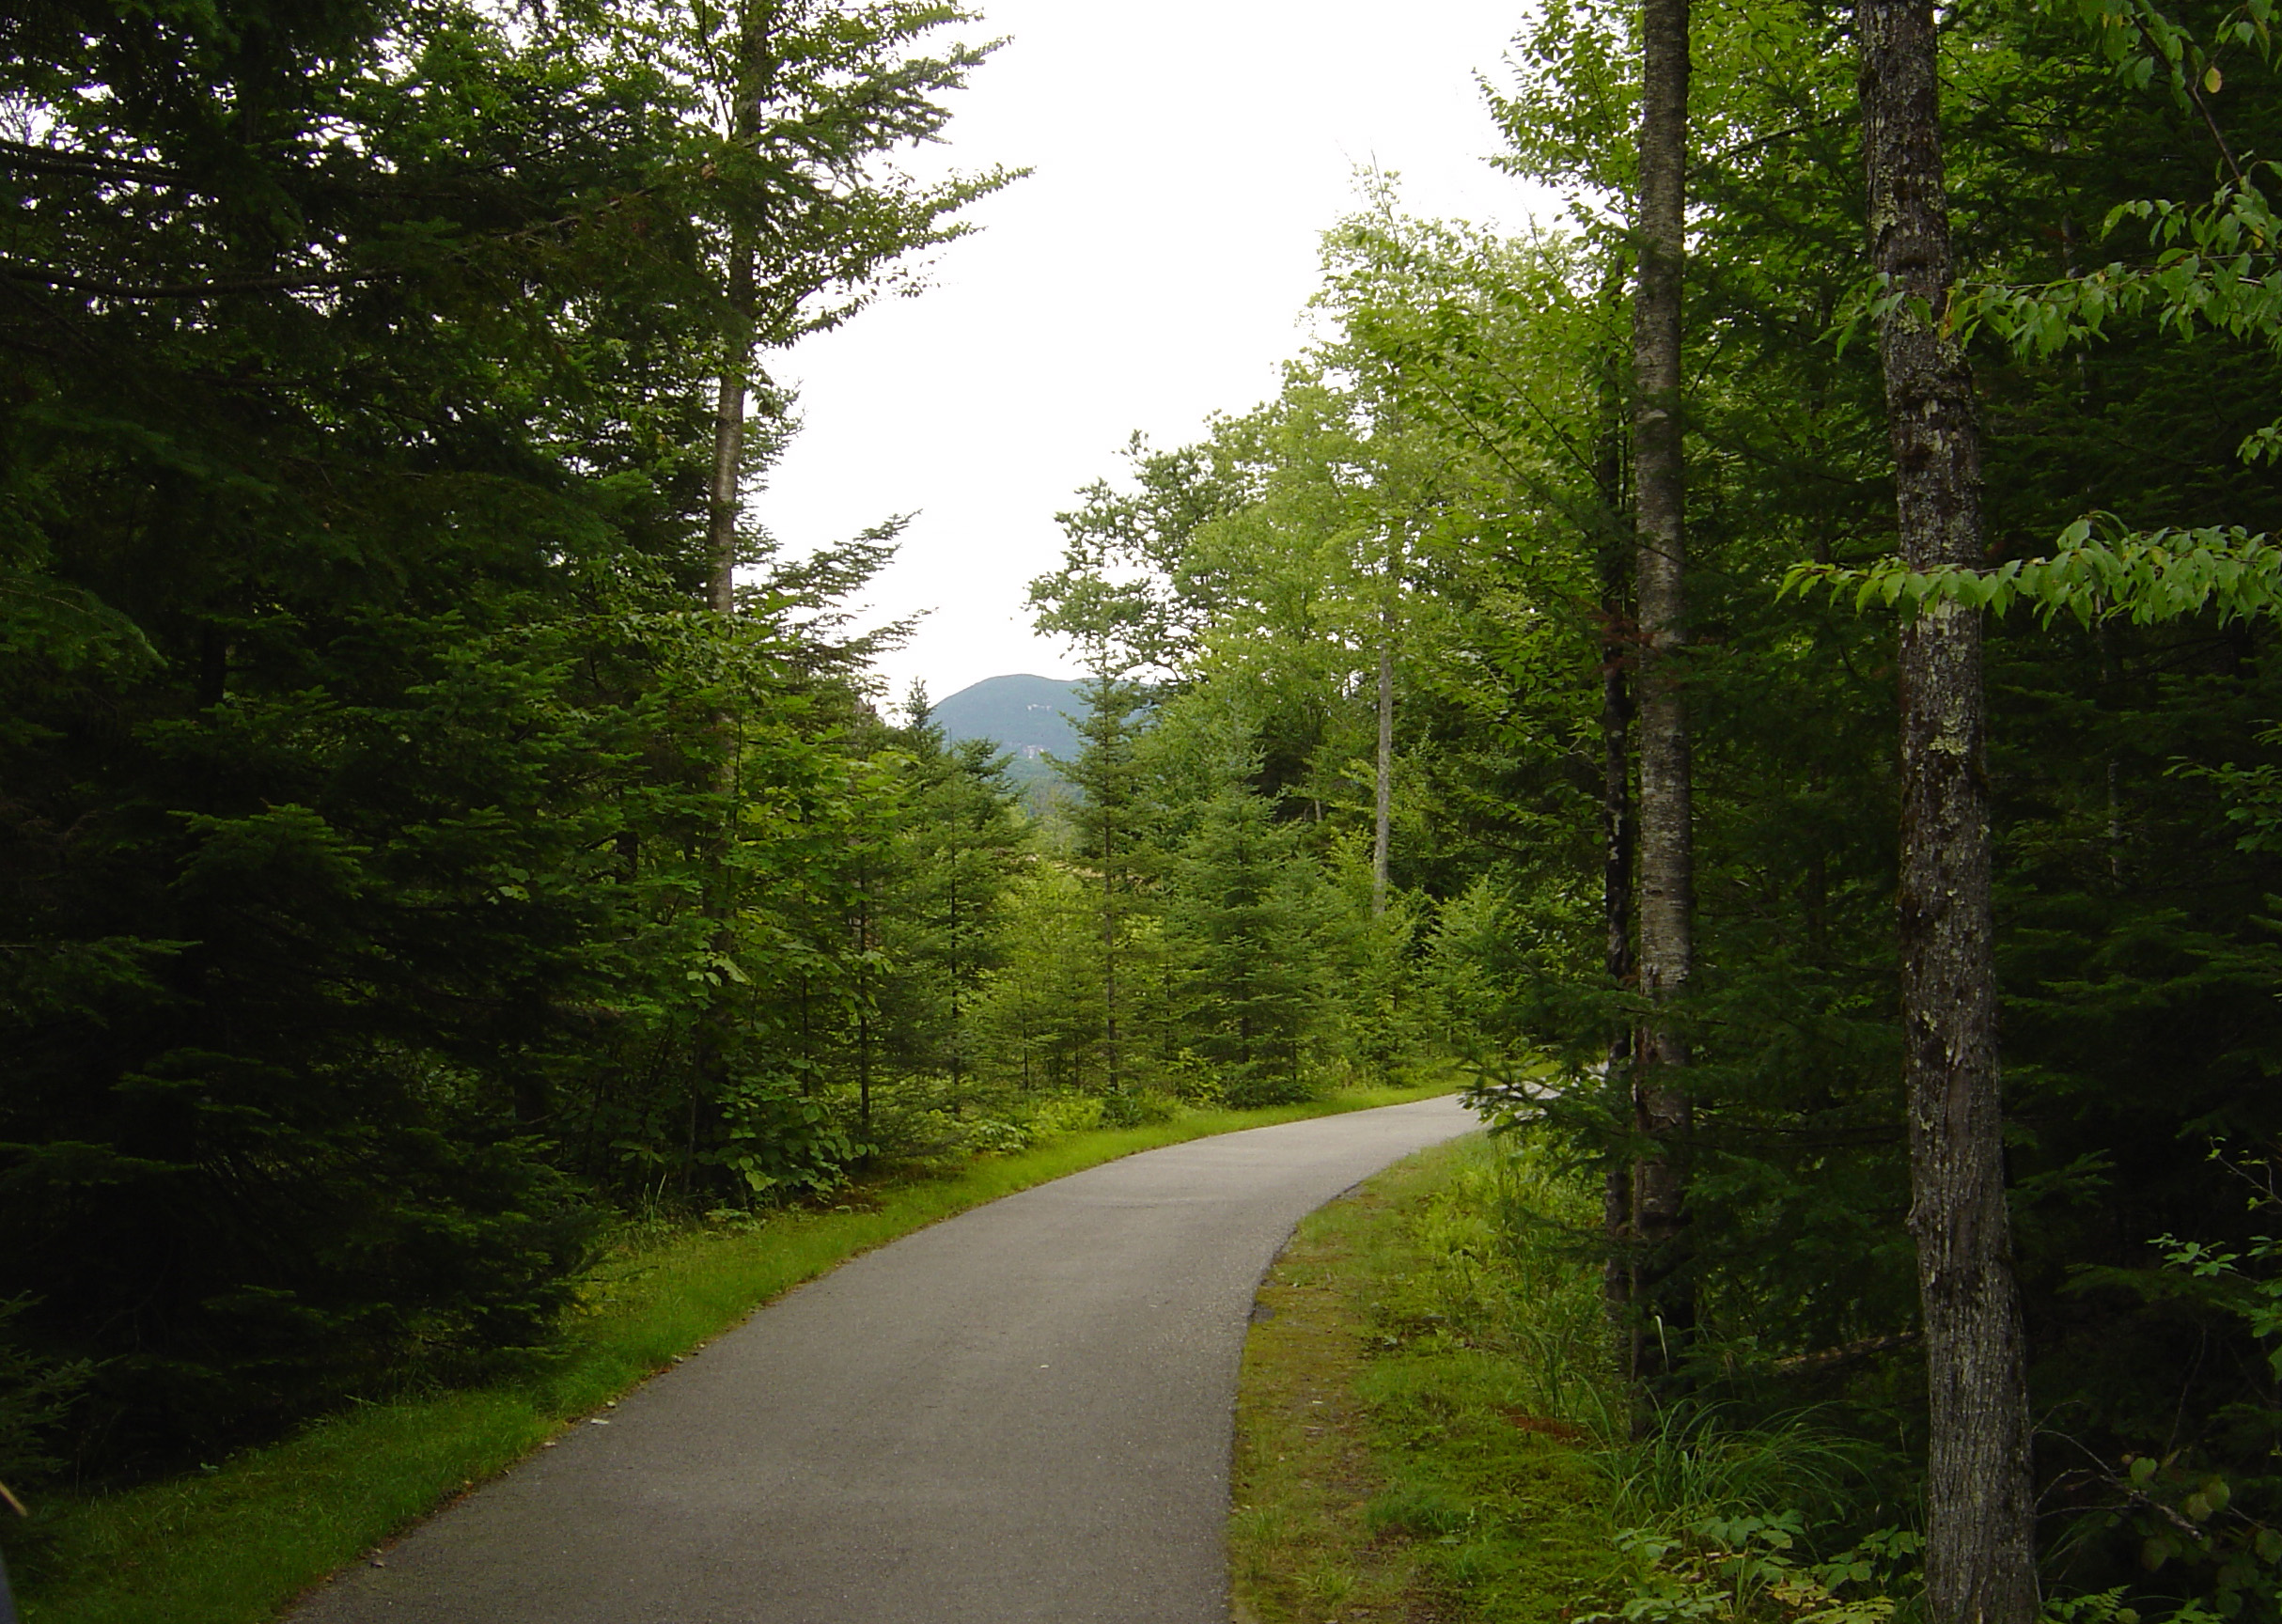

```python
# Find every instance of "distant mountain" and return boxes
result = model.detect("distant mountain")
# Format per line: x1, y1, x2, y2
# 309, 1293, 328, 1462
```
930, 674, 1085, 780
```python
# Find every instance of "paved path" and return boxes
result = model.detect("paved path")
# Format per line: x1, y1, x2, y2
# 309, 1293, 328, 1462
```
289, 1095, 1477, 1624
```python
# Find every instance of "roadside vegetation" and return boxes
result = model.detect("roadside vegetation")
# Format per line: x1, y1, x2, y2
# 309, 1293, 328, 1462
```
2, 0, 1476, 1589
12, 1081, 1450, 1624
1233, 1132, 1618, 1623
1235, 1133, 1936, 1624
13, 0, 2282, 1617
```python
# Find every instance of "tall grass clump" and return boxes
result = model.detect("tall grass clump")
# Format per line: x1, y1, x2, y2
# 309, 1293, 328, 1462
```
1446, 1124, 1926, 1622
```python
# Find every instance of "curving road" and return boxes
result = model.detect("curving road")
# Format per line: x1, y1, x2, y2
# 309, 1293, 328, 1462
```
289, 1094, 1477, 1624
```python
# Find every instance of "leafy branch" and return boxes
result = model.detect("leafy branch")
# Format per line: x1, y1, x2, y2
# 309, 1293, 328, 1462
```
1780, 516, 2282, 628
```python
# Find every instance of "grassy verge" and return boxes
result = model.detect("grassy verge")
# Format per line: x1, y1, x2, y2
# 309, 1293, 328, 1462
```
1231, 1131, 1625, 1624
1228, 1132, 1915, 1624
13, 1080, 1451, 1624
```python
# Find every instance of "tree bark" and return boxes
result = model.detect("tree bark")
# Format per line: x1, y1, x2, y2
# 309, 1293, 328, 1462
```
856, 870, 873, 1135
707, 297, 751, 615
1372, 606, 1395, 919
1102, 814, 1120, 1094
707, 2, 776, 612
1630, 0, 1693, 1361
1855, 2, 2040, 1618
692, 4, 772, 1177
1596, 320, 1639, 1338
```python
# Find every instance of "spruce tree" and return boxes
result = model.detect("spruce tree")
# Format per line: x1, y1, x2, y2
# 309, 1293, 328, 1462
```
880, 689, 1024, 1095
1050, 672, 1156, 1098
1162, 769, 1331, 1106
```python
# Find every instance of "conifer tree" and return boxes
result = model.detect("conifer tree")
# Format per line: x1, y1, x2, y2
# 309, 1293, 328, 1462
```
970, 864, 1107, 1096
1051, 672, 1156, 1096
881, 689, 1024, 1092
1162, 766, 1332, 1105
0, 0, 1004, 1461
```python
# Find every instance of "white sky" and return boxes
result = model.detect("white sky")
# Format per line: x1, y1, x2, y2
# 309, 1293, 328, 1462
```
750, 1, 1563, 706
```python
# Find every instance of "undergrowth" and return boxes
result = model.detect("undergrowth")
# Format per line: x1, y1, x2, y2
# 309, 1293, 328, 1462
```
1231, 1130, 1930, 1624
1233, 1123, 2238, 1624
1232, 1131, 1620, 1623
8, 1081, 1449, 1624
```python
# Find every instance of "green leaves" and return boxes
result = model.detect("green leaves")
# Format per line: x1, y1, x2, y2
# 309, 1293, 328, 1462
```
1583, 1514, 1917, 1624
1782, 517, 2282, 628
1945, 169, 2282, 364
0, 0, 1008, 1471
2048, 0, 2274, 119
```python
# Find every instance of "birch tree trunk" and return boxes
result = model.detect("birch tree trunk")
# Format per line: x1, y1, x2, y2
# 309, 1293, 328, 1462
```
693, 6, 770, 1135
1855, 1, 2039, 1616
1630, 0, 1693, 1365
707, 273, 752, 616
706, 11, 762, 617
1372, 606, 1395, 919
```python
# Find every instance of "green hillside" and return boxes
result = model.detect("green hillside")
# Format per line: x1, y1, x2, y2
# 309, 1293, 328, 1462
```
930, 674, 1083, 783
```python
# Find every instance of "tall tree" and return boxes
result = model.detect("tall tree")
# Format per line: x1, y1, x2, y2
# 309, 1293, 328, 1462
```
1630, 0, 1696, 1371
1856, 0, 2038, 1616
1053, 671, 1155, 1097
696, 0, 1003, 616
688, 0, 1002, 1110
1373, 524, 1401, 918
0, 0, 1003, 1468
1162, 761, 1330, 1105
1594, 300, 1642, 1338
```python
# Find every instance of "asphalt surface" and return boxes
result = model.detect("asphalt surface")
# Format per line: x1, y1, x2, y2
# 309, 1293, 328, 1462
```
289, 1094, 1477, 1624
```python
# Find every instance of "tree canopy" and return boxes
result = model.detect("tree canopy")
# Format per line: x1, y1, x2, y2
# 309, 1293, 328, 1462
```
8, 1, 2282, 1618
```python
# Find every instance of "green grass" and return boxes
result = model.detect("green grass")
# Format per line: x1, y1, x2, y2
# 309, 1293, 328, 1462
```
1231, 1132, 1627, 1624
11, 1080, 1452, 1624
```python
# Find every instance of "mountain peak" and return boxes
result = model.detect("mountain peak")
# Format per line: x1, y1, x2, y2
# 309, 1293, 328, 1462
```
930, 674, 1085, 767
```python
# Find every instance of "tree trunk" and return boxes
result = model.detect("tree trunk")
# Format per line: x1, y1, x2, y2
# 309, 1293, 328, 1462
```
1102, 917, 1120, 1092
707, 286, 751, 616
1855, 2, 2040, 1617
1102, 811, 1120, 1095
692, 4, 772, 1183
1630, 0, 1693, 1370
691, 259, 749, 1164
1372, 609, 1395, 918
707, 8, 769, 614
1596, 326, 1640, 1338
856, 867, 873, 1137
947, 865, 963, 1085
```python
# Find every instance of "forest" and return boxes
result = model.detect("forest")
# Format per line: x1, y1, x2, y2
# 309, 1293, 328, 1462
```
6, 0, 2282, 1620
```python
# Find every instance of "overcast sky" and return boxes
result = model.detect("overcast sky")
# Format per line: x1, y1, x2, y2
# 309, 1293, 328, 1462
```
749, 1, 1563, 706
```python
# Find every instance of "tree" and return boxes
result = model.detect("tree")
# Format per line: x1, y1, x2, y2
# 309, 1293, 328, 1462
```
1856, 0, 2040, 1616
697, 0, 1005, 617
1161, 763, 1332, 1105
968, 861, 1107, 1097
1030, 433, 1251, 680
1629, 0, 1697, 1381
879, 689, 1025, 1094
1049, 672, 1156, 1096
0, 0, 1003, 1468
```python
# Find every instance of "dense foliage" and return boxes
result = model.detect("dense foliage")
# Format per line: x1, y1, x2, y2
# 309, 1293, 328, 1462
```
0, 0, 1010, 1472
1024, 1, 2282, 1616
8, 1, 2282, 1619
